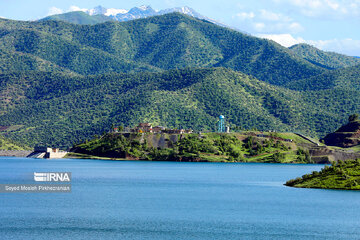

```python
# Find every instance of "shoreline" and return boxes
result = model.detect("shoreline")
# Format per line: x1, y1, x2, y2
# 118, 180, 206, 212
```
65, 152, 325, 164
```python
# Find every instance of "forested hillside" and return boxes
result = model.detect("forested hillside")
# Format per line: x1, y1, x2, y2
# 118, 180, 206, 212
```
0, 49, 73, 73
0, 68, 358, 148
285, 64, 360, 91
0, 13, 359, 148
0, 134, 29, 150
0, 13, 324, 85
289, 43, 360, 69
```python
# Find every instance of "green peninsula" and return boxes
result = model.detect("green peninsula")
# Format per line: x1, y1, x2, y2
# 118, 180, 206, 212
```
285, 160, 360, 190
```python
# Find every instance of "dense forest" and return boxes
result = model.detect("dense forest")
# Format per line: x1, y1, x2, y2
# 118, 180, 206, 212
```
0, 13, 325, 85
0, 68, 359, 148
284, 64, 360, 91
0, 134, 29, 150
289, 43, 360, 69
0, 13, 359, 148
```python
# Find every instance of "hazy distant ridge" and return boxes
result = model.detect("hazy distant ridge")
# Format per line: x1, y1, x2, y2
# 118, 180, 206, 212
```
41, 5, 227, 27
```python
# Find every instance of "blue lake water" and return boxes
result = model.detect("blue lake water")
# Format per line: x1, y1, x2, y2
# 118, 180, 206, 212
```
0, 157, 360, 239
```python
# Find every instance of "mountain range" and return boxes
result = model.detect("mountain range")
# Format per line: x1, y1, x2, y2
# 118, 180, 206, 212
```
0, 14, 326, 85
0, 12, 359, 147
41, 5, 226, 27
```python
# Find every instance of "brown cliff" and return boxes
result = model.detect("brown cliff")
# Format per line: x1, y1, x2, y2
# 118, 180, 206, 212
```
323, 120, 360, 148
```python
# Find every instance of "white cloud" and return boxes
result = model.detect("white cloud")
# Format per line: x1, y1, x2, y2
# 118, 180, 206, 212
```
105, 8, 128, 16
259, 9, 291, 22
235, 12, 255, 20
47, 7, 64, 16
233, 9, 304, 34
308, 38, 360, 56
258, 33, 360, 56
289, 22, 304, 32
292, 0, 343, 17
273, 0, 360, 18
257, 34, 305, 47
254, 22, 266, 31
68, 6, 89, 13
46, 6, 93, 17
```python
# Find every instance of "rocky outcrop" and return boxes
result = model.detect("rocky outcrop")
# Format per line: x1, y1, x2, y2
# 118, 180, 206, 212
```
323, 121, 360, 147
309, 146, 360, 163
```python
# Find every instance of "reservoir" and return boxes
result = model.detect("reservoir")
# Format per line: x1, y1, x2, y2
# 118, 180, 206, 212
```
0, 157, 359, 239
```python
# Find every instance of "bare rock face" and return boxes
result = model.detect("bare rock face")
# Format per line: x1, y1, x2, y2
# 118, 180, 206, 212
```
323, 121, 360, 147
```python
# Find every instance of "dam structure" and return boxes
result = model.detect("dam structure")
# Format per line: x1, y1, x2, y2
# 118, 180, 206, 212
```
27, 146, 68, 159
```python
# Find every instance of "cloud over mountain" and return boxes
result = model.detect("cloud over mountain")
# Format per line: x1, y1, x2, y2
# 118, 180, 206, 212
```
234, 9, 303, 34
47, 7, 64, 16
259, 34, 360, 56
257, 34, 305, 47
307, 38, 360, 56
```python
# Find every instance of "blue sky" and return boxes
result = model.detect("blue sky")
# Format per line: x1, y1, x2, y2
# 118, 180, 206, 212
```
1, 0, 360, 56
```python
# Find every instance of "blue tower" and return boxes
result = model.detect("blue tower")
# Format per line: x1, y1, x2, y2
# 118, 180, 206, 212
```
218, 115, 225, 133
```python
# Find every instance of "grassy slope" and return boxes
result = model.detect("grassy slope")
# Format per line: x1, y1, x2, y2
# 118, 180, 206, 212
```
285, 160, 360, 190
